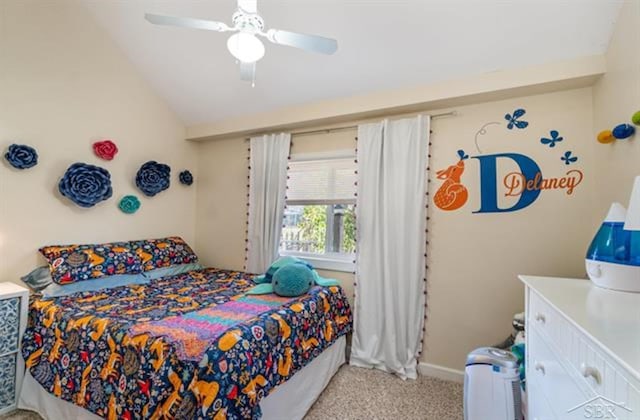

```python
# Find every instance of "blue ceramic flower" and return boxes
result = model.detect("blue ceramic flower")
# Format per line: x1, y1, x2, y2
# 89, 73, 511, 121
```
119, 195, 141, 214
4, 144, 38, 169
136, 161, 171, 197
612, 123, 635, 139
59, 163, 113, 208
179, 170, 194, 186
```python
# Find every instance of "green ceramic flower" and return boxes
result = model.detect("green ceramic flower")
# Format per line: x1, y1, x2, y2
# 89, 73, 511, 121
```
119, 195, 141, 214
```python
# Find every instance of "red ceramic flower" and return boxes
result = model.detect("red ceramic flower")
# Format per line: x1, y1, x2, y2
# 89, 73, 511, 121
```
93, 140, 118, 160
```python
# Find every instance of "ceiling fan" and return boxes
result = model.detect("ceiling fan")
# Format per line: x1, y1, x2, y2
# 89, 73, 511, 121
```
145, 0, 338, 86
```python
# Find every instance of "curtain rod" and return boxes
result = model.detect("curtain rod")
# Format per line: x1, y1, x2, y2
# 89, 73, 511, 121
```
245, 110, 457, 140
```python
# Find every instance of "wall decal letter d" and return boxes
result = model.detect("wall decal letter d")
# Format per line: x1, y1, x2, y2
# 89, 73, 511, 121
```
472, 153, 542, 213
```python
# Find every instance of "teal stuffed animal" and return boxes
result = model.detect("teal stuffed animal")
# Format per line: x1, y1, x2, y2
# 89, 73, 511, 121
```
247, 256, 339, 296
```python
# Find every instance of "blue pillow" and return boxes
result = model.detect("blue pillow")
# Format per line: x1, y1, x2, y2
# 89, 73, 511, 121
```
21, 266, 53, 291
143, 263, 203, 280
41, 273, 149, 298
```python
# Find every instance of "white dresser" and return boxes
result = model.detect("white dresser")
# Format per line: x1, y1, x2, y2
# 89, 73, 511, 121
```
0, 283, 29, 415
521, 275, 640, 420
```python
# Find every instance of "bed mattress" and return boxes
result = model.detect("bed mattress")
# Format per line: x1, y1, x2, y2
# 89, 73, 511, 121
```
21, 268, 352, 419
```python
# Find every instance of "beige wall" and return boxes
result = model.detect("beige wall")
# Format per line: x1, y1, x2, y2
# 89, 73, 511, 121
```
592, 0, 640, 211
0, 0, 197, 283
423, 89, 595, 370
196, 87, 596, 370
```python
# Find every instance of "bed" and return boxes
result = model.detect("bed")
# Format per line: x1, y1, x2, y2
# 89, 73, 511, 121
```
19, 267, 352, 419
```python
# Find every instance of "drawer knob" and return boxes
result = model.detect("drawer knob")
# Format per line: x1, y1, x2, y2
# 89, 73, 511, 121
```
580, 364, 602, 385
535, 312, 546, 324
534, 361, 546, 376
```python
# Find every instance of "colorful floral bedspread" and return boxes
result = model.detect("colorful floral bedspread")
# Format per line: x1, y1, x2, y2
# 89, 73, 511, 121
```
22, 268, 352, 419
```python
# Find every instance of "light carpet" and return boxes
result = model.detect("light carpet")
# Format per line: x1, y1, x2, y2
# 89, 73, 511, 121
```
1, 365, 463, 420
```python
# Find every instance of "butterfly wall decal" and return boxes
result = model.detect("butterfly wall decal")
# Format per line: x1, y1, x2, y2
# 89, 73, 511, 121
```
541, 130, 563, 148
561, 151, 578, 165
457, 149, 469, 160
505, 109, 529, 130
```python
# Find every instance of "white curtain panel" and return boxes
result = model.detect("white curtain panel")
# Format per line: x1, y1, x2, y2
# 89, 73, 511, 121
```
350, 115, 430, 380
246, 133, 291, 273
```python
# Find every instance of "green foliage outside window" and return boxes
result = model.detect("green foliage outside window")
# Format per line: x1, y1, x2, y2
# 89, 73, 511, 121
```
342, 206, 356, 253
298, 206, 327, 253
298, 205, 356, 254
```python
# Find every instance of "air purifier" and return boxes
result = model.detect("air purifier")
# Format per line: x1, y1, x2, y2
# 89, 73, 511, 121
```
586, 176, 640, 292
464, 347, 522, 420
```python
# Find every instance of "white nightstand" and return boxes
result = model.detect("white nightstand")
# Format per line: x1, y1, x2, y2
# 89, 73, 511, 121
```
0, 283, 29, 415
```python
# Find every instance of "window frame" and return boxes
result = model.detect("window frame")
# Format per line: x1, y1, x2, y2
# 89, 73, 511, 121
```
280, 150, 356, 273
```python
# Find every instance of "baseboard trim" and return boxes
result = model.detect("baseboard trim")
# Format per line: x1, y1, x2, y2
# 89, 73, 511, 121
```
418, 362, 465, 383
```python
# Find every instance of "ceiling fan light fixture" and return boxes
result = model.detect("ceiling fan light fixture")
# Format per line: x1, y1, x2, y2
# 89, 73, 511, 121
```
227, 32, 265, 63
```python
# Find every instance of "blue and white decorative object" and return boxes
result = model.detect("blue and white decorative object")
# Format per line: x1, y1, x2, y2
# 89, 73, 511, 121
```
586, 176, 640, 292
0, 283, 29, 415
179, 170, 193, 186
58, 163, 113, 208
136, 161, 171, 196
4, 144, 38, 170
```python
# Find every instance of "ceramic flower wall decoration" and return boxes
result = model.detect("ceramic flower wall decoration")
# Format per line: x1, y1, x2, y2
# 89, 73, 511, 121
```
59, 163, 113, 208
612, 123, 635, 140
136, 160, 171, 196
118, 195, 141, 214
179, 170, 194, 186
4, 144, 38, 169
597, 130, 615, 144
93, 140, 118, 160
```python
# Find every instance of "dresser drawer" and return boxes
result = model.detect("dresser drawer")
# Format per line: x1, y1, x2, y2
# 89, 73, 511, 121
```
526, 375, 556, 420
0, 298, 20, 355
528, 327, 592, 418
565, 327, 640, 418
528, 290, 569, 356
0, 354, 17, 411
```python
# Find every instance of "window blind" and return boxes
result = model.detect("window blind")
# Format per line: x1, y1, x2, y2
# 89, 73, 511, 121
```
286, 158, 357, 205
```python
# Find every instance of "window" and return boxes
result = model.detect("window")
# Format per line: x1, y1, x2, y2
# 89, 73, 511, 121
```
280, 154, 356, 271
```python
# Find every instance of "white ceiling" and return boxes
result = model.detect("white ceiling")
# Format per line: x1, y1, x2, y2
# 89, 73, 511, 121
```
83, 0, 622, 126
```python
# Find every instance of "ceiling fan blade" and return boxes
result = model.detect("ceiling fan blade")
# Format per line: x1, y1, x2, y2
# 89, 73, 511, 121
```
240, 61, 256, 84
145, 14, 230, 32
265, 29, 338, 55
238, 0, 258, 13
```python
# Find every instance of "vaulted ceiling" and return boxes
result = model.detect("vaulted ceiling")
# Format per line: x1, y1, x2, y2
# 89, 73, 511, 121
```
83, 0, 623, 126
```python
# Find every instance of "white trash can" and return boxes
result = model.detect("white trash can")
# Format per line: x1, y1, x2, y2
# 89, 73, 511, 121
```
464, 347, 522, 420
